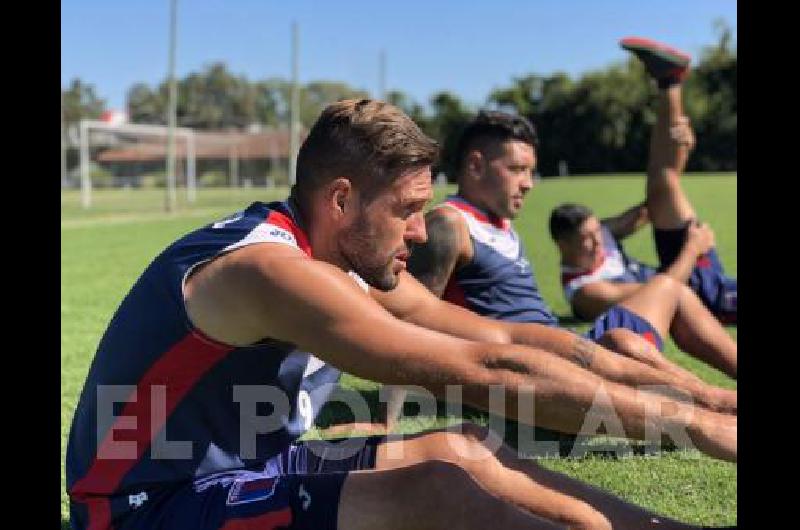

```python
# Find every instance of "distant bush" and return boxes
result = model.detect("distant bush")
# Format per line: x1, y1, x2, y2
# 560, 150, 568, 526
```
199, 171, 229, 187
140, 171, 167, 188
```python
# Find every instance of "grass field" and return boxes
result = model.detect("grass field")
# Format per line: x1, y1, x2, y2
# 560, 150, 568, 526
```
61, 174, 737, 527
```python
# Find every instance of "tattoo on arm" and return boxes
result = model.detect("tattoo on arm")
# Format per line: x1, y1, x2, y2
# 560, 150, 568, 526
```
484, 353, 531, 375
406, 212, 462, 297
571, 336, 597, 369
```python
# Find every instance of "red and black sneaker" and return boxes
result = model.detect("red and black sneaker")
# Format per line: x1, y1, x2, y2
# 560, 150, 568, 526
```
620, 36, 691, 88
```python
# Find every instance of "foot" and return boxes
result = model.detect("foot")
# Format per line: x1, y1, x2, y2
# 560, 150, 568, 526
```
620, 36, 691, 87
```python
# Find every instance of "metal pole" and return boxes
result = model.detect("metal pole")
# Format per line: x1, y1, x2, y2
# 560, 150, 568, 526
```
61, 96, 68, 189
288, 21, 300, 185
186, 130, 196, 202
79, 119, 91, 209
165, 0, 179, 212
230, 146, 239, 188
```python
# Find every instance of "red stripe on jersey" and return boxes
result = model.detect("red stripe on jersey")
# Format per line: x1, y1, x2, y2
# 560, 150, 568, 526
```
560, 251, 607, 286
219, 508, 293, 530
641, 331, 658, 349
266, 210, 313, 257
70, 331, 234, 528
83, 497, 112, 530
445, 198, 509, 231
696, 255, 712, 269
443, 275, 468, 308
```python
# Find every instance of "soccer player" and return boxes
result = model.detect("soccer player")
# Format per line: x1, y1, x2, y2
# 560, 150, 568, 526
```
67, 99, 735, 530
394, 107, 736, 427
549, 37, 737, 378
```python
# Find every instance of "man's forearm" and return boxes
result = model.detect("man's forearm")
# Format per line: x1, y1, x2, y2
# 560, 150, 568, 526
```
500, 322, 720, 407
604, 202, 649, 239
459, 343, 735, 461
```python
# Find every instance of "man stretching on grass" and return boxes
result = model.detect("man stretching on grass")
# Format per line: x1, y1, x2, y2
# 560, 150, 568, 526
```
67, 99, 735, 530
386, 103, 736, 431
549, 37, 737, 379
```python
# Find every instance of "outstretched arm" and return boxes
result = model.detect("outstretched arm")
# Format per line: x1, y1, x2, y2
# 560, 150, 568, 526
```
376, 273, 732, 414
601, 202, 649, 240
184, 243, 735, 460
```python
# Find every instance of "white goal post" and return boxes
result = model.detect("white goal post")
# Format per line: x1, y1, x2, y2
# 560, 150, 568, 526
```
78, 120, 197, 209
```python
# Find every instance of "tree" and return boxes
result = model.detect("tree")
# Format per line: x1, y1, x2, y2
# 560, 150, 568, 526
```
62, 79, 106, 126
300, 82, 370, 128
425, 92, 472, 178
683, 20, 737, 171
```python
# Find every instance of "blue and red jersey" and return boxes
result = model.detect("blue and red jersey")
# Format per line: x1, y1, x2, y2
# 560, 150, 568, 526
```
66, 200, 350, 529
560, 223, 736, 323
560, 224, 657, 308
440, 196, 559, 326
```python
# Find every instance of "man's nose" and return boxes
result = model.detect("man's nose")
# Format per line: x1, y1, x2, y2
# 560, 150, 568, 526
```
520, 173, 534, 192
405, 212, 427, 244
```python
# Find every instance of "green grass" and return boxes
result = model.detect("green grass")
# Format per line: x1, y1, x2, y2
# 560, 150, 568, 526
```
61, 174, 736, 526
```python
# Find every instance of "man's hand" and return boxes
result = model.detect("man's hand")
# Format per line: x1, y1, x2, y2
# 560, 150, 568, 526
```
670, 116, 695, 151
686, 221, 715, 256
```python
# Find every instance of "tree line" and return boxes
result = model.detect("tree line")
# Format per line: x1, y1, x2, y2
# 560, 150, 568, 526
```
62, 24, 735, 177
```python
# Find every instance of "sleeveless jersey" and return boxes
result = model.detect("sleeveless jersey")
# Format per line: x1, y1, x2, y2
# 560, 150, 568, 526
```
440, 196, 558, 326
560, 224, 656, 303
66, 200, 358, 529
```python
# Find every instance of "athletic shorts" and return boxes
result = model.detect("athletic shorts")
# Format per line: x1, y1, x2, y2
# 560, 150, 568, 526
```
583, 305, 664, 352
654, 226, 737, 324
101, 436, 383, 530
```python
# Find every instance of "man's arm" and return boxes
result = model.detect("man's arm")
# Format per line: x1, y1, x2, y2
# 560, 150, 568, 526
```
405, 206, 472, 297
600, 202, 649, 240
376, 272, 728, 412
184, 244, 735, 461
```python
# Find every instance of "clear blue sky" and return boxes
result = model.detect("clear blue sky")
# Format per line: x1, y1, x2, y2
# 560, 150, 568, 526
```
62, 0, 737, 111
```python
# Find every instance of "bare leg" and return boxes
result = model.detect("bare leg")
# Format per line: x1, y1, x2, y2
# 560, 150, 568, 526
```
375, 424, 705, 530
616, 275, 680, 340
598, 328, 704, 386
617, 274, 737, 384
338, 460, 568, 530
670, 283, 737, 379
646, 84, 696, 229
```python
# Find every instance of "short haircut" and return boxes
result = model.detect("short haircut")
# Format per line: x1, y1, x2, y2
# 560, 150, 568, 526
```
453, 111, 539, 176
549, 203, 594, 241
293, 99, 439, 206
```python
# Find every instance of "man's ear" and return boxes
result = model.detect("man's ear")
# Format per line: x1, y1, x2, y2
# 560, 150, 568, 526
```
464, 149, 485, 181
327, 177, 353, 218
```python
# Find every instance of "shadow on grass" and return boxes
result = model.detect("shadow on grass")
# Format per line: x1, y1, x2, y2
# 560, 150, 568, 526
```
62, 517, 71, 530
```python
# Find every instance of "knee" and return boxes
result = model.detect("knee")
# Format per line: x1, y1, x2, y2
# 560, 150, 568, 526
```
597, 328, 639, 354
652, 273, 680, 289
598, 328, 661, 365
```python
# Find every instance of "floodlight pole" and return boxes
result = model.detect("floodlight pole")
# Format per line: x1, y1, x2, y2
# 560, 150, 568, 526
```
61, 96, 68, 189
186, 130, 196, 202
165, 0, 179, 212
288, 21, 300, 186
79, 119, 91, 209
